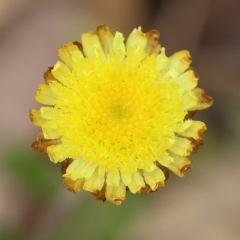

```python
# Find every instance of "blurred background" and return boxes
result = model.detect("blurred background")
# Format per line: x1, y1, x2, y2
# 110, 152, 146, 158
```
1, 0, 240, 239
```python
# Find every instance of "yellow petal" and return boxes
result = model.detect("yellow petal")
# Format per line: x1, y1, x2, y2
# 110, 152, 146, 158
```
156, 48, 169, 74
174, 69, 198, 91
105, 181, 126, 205
126, 27, 147, 50
169, 137, 193, 157
168, 152, 192, 177
51, 61, 75, 87
81, 32, 103, 59
106, 172, 120, 187
143, 167, 165, 191
82, 163, 97, 179
145, 30, 161, 55
156, 152, 173, 166
121, 172, 132, 186
58, 42, 84, 69
166, 50, 191, 74
112, 32, 125, 60
181, 90, 199, 110
83, 169, 105, 191
177, 120, 206, 140
43, 67, 57, 83
29, 109, 45, 127
188, 88, 214, 111
63, 159, 86, 180
128, 172, 145, 194
47, 144, 70, 163
96, 24, 114, 55
41, 124, 60, 139
34, 83, 55, 105
63, 177, 85, 193
40, 106, 58, 120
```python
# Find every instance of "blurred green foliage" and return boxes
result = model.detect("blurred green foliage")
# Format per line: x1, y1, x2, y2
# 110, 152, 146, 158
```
5, 147, 61, 203
0, 227, 29, 240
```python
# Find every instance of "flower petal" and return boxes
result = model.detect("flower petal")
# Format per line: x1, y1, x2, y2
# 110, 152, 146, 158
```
47, 144, 70, 163
165, 50, 191, 74
174, 69, 198, 91
105, 181, 126, 205
177, 120, 206, 140
121, 172, 132, 186
43, 67, 57, 83
83, 169, 105, 191
31, 132, 60, 153
106, 172, 120, 187
143, 167, 165, 191
128, 171, 145, 194
188, 88, 214, 111
167, 153, 192, 177
96, 24, 114, 55
34, 83, 55, 105
29, 109, 44, 127
126, 27, 147, 50
51, 61, 75, 87
63, 177, 85, 193
169, 137, 193, 157
81, 32, 103, 59
112, 31, 125, 60
145, 30, 161, 55
58, 42, 84, 69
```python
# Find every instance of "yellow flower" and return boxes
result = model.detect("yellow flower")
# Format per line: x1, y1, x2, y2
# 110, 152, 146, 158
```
30, 25, 213, 205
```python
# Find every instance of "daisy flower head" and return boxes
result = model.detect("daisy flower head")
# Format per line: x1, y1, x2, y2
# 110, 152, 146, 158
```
30, 25, 213, 205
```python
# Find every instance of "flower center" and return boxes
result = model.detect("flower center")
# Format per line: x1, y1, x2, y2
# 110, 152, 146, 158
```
54, 48, 186, 173
89, 84, 145, 138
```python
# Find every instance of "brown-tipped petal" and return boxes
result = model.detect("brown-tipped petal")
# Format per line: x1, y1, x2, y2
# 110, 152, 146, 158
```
29, 109, 45, 127
105, 181, 126, 205
178, 120, 207, 140
137, 181, 165, 194
96, 24, 114, 55
81, 32, 103, 58
51, 61, 74, 87
61, 158, 73, 175
34, 83, 55, 105
185, 110, 197, 120
83, 170, 105, 192
128, 172, 146, 194
174, 69, 198, 91
156, 163, 170, 180
72, 41, 84, 53
58, 42, 84, 69
63, 177, 85, 193
47, 144, 70, 163
170, 137, 193, 157
145, 30, 161, 55
126, 27, 147, 50
43, 67, 57, 83
189, 138, 203, 154
168, 153, 192, 177
92, 185, 106, 202
166, 50, 192, 74
31, 132, 60, 153
137, 184, 152, 194
143, 167, 165, 191
188, 88, 214, 111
